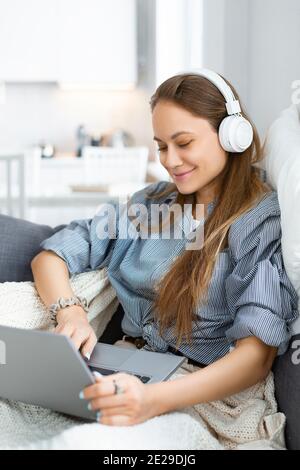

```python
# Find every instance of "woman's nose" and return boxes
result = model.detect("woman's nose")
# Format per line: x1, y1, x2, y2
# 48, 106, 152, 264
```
162, 148, 183, 169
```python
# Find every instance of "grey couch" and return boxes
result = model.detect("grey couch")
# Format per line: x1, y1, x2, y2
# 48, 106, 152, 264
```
0, 214, 299, 450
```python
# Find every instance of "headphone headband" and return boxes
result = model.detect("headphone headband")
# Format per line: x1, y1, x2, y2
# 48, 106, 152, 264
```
169, 68, 253, 153
178, 68, 242, 115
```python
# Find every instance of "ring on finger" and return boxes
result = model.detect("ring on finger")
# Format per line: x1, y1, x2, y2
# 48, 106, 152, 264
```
113, 379, 124, 395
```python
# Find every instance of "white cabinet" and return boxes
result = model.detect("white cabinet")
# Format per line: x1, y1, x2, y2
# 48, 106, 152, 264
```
0, 0, 137, 86
0, 0, 59, 82
58, 0, 137, 87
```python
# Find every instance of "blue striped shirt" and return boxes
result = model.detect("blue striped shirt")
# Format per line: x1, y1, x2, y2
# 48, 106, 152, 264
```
40, 180, 299, 365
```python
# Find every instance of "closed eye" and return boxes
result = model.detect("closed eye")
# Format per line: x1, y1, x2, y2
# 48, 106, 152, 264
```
158, 141, 193, 152
178, 141, 192, 148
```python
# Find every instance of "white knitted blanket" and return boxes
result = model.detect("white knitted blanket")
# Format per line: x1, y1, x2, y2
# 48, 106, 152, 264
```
0, 269, 286, 450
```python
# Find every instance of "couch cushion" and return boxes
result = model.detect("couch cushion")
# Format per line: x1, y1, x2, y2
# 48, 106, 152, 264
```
261, 103, 300, 450
273, 334, 300, 450
0, 215, 65, 282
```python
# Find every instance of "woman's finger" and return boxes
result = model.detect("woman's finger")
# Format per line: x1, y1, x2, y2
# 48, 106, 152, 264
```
55, 324, 74, 338
71, 331, 88, 351
88, 393, 128, 410
82, 380, 123, 400
97, 406, 131, 418
98, 414, 135, 426
81, 332, 97, 360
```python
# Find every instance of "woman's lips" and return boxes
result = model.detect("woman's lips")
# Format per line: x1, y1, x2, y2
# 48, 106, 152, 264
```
173, 168, 196, 181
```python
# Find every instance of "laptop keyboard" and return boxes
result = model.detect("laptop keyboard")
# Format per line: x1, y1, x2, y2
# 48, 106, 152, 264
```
89, 366, 151, 383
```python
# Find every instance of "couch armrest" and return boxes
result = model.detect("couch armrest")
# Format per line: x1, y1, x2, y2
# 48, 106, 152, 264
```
0, 214, 65, 282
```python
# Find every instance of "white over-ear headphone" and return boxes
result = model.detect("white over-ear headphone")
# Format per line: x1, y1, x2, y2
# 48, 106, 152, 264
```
176, 68, 254, 153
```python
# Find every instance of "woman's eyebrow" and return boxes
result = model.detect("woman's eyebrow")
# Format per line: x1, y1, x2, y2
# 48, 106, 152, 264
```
153, 131, 194, 142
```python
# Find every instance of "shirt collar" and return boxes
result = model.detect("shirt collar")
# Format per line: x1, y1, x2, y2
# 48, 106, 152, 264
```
166, 194, 217, 237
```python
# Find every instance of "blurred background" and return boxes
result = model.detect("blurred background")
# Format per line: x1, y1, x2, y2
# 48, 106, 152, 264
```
0, 0, 299, 226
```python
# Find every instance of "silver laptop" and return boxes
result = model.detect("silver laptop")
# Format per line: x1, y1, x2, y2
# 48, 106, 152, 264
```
0, 325, 186, 421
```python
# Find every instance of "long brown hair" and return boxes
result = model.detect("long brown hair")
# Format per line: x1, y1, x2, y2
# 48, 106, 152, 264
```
149, 73, 272, 349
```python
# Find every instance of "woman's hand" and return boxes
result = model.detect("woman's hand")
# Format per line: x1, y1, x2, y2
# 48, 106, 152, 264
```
55, 306, 97, 360
81, 372, 159, 426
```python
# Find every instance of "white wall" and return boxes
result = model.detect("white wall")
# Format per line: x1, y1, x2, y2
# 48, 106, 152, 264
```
247, 0, 300, 138
202, 0, 251, 114
202, 0, 300, 140
155, 0, 204, 87
202, 0, 226, 76
155, 0, 188, 86
0, 84, 153, 152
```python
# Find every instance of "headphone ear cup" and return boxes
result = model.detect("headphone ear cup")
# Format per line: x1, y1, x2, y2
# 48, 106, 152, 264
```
219, 115, 254, 153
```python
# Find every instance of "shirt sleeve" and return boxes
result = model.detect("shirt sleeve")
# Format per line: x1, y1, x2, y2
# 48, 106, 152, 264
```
39, 181, 170, 275
39, 200, 120, 275
225, 195, 299, 355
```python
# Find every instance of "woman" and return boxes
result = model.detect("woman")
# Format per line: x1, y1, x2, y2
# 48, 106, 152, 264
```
31, 70, 299, 433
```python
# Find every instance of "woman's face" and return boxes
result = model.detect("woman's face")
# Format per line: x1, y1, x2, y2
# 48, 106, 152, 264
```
152, 100, 229, 204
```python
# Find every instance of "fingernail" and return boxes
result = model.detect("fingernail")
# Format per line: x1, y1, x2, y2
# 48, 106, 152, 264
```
93, 371, 103, 379
96, 411, 102, 422
84, 352, 91, 361
79, 391, 85, 399
87, 402, 93, 410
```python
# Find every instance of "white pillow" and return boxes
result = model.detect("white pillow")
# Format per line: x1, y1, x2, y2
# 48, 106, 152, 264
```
0, 268, 118, 336
260, 104, 300, 335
